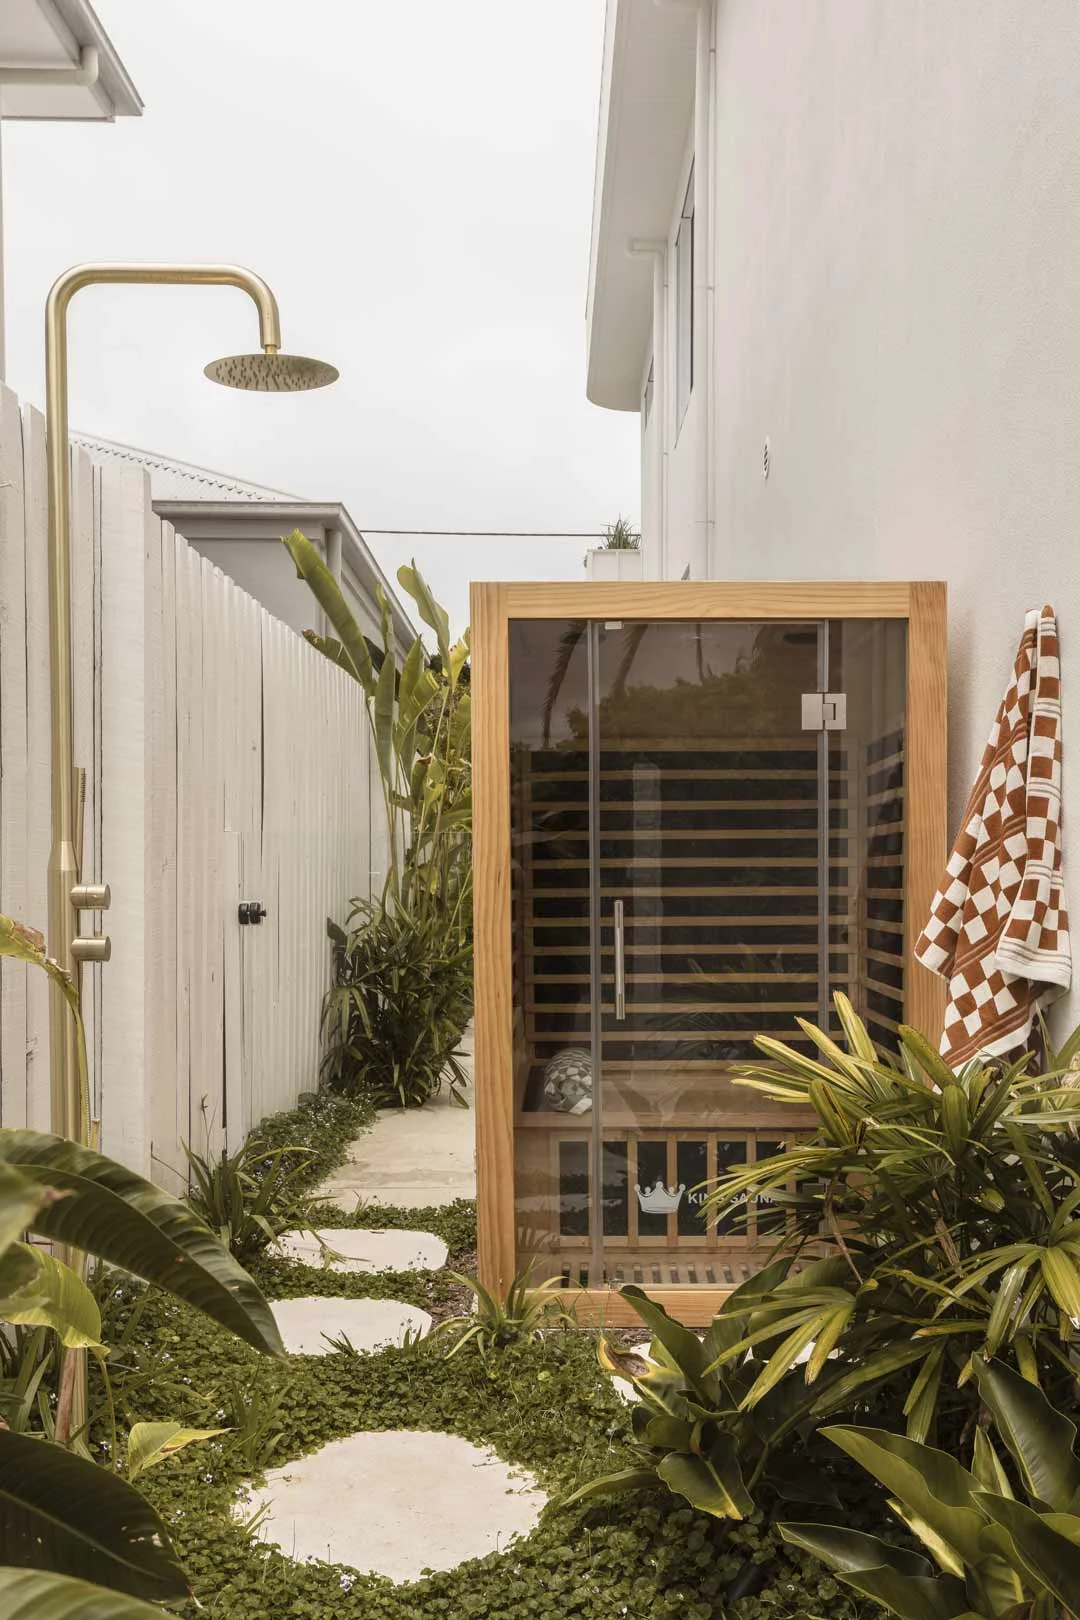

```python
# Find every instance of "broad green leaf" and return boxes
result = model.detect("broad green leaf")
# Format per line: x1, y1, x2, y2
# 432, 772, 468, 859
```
885, 1500, 965, 1577
372, 587, 397, 787
976, 1493, 1080, 1612
0, 918, 89, 1141
0, 1427, 188, 1601
657, 1438, 752, 1520
282, 530, 374, 691
126, 1420, 230, 1481
0, 1568, 171, 1620
398, 561, 451, 671
620, 1286, 715, 1401
449, 631, 470, 687
0, 1161, 49, 1258
822, 1425, 985, 1563
973, 1357, 1080, 1511
559, 1467, 663, 1509
2, 1245, 102, 1348
972, 1429, 1014, 1499
0, 1129, 284, 1356
300, 631, 360, 679
0, 1241, 43, 1306
638, 1414, 695, 1450
779, 1523, 969, 1620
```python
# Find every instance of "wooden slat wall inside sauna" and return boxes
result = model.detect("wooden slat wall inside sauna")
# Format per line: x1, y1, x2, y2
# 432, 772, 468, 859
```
518, 735, 845, 1112
857, 726, 905, 1047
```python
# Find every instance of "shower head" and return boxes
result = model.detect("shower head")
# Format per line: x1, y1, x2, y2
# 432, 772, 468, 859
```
204, 350, 339, 392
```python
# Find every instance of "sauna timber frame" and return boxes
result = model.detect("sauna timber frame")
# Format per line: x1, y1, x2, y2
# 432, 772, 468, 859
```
472, 580, 948, 1325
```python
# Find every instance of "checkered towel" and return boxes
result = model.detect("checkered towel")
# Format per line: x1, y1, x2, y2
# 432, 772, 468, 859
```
914, 605, 1070, 1066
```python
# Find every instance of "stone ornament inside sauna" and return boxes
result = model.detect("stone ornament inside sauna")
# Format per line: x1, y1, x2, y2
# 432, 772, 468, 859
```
540, 1047, 593, 1113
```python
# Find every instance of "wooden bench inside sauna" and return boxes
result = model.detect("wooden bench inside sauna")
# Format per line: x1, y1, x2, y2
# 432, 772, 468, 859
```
473, 583, 946, 1323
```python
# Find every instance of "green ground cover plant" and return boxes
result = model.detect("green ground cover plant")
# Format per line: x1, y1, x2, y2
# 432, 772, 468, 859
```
102, 1257, 888, 1620
91, 1081, 884, 1619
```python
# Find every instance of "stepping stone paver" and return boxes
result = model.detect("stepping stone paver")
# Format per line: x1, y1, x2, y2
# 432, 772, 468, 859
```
238, 1428, 545, 1582
269, 1227, 449, 1273
270, 1296, 432, 1357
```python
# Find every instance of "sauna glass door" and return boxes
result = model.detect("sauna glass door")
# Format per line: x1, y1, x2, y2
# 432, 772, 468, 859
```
508, 615, 907, 1291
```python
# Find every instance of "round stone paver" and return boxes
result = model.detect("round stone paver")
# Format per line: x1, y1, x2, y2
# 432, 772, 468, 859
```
269, 1227, 449, 1273
270, 1297, 432, 1357
238, 1429, 546, 1582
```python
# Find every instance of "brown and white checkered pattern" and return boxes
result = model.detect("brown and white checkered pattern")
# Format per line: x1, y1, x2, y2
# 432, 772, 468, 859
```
915, 605, 1070, 1065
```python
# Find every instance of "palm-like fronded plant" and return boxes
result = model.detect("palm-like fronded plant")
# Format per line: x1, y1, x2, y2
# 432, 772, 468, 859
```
702, 995, 1080, 1438
283, 533, 471, 947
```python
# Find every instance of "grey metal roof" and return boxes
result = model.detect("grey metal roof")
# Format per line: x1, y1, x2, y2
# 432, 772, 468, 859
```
71, 433, 302, 503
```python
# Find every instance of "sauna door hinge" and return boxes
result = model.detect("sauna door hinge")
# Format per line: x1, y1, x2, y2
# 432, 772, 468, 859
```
801, 692, 848, 731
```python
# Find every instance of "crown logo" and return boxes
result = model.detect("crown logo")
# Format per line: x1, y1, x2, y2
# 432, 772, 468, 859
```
634, 1179, 685, 1214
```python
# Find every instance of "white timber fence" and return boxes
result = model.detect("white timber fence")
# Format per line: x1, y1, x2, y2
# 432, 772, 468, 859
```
0, 385, 387, 1190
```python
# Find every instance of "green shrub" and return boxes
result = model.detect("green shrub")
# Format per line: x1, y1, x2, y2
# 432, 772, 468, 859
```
583, 995, 1080, 1524
784, 1356, 1080, 1618
321, 898, 472, 1107
185, 1138, 319, 1263
699, 995, 1080, 1436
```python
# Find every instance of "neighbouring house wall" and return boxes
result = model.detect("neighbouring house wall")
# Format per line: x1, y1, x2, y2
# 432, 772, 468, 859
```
654, 0, 1080, 1033
183, 534, 388, 651
0, 384, 388, 1184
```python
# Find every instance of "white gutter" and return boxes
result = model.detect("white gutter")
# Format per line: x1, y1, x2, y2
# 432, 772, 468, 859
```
654, 0, 714, 581
0, 43, 99, 89
629, 238, 668, 579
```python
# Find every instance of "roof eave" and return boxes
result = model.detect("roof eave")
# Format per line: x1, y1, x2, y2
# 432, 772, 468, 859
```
152, 498, 421, 649
585, 0, 696, 412
2, 0, 142, 121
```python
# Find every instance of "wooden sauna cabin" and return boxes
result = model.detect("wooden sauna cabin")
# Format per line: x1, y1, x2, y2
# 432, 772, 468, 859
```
472, 583, 947, 1324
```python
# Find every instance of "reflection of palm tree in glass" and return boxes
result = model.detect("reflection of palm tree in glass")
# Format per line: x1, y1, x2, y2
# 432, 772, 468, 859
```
543, 623, 809, 746
541, 622, 655, 746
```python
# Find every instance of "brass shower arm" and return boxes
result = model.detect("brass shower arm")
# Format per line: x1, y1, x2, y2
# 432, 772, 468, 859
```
45, 262, 283, 354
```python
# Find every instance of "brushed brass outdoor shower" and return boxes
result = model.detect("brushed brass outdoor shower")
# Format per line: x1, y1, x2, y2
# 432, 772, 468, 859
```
45, 262, 338, 1150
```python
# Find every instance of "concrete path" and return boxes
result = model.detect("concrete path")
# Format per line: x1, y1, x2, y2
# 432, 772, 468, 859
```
240, 1429, 545, 1583
270, 1228, 449, 1273
314, 1034, 476, 1210
269, 1297, 433, 1357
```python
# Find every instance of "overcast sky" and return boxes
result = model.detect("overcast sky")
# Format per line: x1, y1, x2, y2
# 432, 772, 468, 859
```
3, 0, 638, 633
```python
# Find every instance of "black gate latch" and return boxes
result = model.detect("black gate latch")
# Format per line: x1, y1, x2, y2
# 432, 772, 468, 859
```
238, 901, 267, 925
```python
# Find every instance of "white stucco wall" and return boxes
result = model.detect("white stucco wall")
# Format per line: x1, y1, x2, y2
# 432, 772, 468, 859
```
651, 0, 1080, 1033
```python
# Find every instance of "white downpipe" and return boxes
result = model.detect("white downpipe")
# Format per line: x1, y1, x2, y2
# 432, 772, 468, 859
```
692, 0, 714, 581
0, 44, 100, 89
0, 115, 5, 381
704, 0, 717, 577
628, 239, 668, 580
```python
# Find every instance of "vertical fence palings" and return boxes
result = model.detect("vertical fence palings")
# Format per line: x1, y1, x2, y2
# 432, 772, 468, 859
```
0, 391, 383, 1182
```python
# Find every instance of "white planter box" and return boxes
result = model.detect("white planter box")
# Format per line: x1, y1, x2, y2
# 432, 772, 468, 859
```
584, 547, 643, 582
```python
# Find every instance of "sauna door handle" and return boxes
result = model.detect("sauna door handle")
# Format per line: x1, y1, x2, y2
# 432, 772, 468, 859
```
613, 899, 626, 1021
